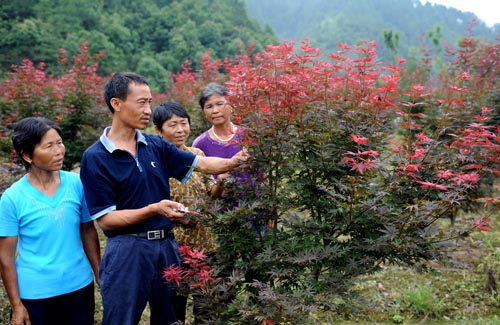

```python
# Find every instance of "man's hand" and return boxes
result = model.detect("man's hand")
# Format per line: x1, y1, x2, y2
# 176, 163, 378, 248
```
230, 149, 250, 169
156, 199, 189, 223
196, 148, 250, 175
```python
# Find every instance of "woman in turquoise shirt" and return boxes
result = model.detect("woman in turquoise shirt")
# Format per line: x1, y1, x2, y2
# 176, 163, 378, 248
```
0, 117, 100, 325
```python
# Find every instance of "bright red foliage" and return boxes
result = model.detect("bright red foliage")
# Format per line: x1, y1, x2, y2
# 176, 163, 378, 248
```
162, 244, 216, 291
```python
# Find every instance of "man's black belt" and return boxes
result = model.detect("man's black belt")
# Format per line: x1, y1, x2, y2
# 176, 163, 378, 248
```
127, 228, 174, 241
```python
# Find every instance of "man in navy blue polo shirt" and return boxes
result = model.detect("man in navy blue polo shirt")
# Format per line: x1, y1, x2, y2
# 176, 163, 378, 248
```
80, 72, 246, 325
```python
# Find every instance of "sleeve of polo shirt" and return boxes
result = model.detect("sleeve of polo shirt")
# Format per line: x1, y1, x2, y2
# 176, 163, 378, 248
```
80, 150, 117, 220
179, 155, 199, 184
161, 141, 198, 184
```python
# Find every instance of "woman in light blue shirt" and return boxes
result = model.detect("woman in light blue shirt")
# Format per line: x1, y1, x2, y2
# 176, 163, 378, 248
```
0, 117, 100, 325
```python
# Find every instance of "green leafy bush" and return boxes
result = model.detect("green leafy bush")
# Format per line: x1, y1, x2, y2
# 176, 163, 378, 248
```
165, 35, 499, 323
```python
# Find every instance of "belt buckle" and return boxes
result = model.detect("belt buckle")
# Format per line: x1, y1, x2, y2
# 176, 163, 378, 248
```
147, 229, 163, 240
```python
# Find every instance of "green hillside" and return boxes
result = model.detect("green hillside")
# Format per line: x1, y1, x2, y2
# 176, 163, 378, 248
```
0, 0, 278, 91
1, 0, 497, 90
245, 0, 498, 62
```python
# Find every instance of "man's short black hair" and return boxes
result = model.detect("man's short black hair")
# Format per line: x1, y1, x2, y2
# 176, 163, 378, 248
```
103, 72, 149, 113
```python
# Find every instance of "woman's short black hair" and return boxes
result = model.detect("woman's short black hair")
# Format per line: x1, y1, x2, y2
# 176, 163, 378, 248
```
12, 117, 62, 171
152, 102, 191, 131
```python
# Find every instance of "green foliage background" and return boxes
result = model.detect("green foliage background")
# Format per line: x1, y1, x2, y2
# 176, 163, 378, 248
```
0, 0, 278, 91
2, 0, 498, 92
246, 0, 498, 63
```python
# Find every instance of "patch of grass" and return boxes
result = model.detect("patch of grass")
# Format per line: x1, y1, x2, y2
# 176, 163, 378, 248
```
369, 264, 494, 322
403, 284, 443, 316
314, 230, 500, 324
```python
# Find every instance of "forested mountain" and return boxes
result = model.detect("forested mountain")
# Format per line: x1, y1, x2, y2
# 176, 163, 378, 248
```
0, 0, 278, 91
1, 0, 498, 91
245, 0, 498, 62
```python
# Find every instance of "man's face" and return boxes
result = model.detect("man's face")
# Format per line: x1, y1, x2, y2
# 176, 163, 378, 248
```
112, 82, 153, 130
